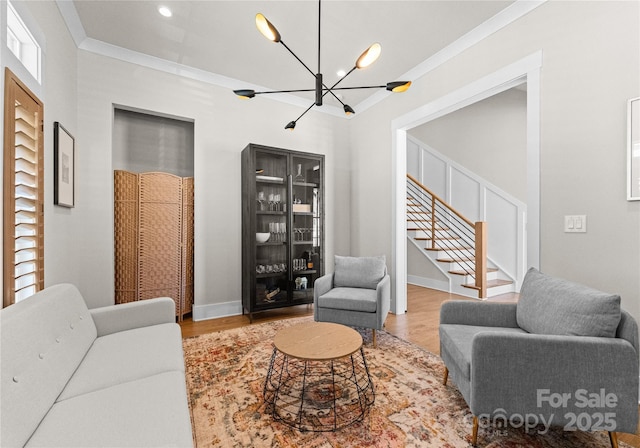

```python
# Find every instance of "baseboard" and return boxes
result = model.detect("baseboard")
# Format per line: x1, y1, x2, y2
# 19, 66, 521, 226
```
193, 300, 242, 321
407, 275, 450, 292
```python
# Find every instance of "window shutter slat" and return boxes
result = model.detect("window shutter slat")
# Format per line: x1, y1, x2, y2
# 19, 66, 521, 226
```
4, 68, 44, 307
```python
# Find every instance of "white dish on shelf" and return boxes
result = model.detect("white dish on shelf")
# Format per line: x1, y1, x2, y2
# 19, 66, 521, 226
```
256, 232, 270, 243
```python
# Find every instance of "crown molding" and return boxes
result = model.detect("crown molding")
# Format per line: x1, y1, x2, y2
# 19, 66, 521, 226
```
355, 0, 547, 113
56, 0, 546, 120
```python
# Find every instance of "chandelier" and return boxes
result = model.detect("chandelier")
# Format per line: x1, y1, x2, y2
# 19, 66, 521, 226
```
233, 0, 411, 130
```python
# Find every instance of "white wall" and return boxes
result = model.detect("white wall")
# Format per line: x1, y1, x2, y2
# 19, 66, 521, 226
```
76, 51, 351, 311
4, 1, 638, 330
113, 108, 195, 177
1, 1, 79, 296
350, 1, 640, 324
4, 0, 352, 314
409, 87, 527, 202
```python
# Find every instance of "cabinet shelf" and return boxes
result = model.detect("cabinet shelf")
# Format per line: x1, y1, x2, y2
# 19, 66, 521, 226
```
257, 210, 286, 215
292, 289, 314, 300
293, 211, 314, 216
257, 241, 287, 246
292, 240, 313, 245
293, 181, 319, 188
256, 178, 285, 185
256, 272, 287, 279
292, 269, 317, 275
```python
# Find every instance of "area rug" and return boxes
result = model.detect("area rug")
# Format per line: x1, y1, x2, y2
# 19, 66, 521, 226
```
183, 316, 629, 447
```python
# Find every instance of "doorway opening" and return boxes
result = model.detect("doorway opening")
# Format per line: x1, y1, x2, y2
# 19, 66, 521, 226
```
112, 107, 195, 320
391, 51, 542, 314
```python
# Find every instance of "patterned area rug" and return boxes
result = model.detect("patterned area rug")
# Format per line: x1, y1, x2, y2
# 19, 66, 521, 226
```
183, 316, 628, 447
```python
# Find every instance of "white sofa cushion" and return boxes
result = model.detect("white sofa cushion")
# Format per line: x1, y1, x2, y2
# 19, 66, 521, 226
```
1, 284, 97, 448
27, 371, 193, 448
58, 323, 185, 401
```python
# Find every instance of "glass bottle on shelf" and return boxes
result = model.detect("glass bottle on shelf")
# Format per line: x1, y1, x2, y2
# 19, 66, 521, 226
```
294, 163, 305, 183
257, 191, 265, 211
307, 248, 316, 269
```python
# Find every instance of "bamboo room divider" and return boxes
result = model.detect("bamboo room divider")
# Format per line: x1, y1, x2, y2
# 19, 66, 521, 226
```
114, 170, 194, 320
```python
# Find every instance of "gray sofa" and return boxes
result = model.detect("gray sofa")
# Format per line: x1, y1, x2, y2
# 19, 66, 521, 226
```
439, 268, 639, 447
1, 283, 193, 448
314, 255, 390, 347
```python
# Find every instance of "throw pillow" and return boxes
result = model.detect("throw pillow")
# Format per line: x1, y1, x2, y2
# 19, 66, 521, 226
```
334, 255, 386, 289
516, 267, 621, 337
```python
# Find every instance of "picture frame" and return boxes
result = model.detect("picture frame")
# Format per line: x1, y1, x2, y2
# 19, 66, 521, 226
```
628, 97, 640, 201
54, 122, 75, 207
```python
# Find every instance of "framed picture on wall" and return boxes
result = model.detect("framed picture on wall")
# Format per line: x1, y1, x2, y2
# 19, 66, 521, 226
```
628, 97, 640, 201
54, 122, 75, 207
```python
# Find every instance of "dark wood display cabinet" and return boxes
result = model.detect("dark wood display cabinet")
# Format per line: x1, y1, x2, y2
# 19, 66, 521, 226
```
241, 144, 324, 322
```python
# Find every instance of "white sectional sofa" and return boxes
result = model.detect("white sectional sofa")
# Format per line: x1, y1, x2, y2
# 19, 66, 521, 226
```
1, 283, 193, 447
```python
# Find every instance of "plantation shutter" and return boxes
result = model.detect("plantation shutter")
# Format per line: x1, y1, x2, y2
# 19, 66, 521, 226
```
3, 68, 44, 307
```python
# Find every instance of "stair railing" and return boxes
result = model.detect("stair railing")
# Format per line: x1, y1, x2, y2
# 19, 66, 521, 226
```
406, 174, 487, 298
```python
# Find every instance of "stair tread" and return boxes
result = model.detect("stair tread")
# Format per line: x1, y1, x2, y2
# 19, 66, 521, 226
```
407, 227, 449, 231
436, 257, 475, 263
462, 279, 514, 290
425, 246, 472, 252
413, 236, 460, 241
449, 268, 498, 275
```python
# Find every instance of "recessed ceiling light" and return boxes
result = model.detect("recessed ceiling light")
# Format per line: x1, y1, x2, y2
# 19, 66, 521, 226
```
158, 6, 172, 17
336, 69, 346, 78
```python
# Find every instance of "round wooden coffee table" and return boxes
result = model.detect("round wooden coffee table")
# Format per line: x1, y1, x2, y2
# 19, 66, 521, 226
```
263, 321, 375, 432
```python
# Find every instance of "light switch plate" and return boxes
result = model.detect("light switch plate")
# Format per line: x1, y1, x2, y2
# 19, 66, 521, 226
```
564, 215, 587, 233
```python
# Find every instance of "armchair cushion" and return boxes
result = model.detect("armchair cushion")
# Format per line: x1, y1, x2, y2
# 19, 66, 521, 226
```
318, 287, 377, 313
516, 268, 621, 337
334, 255, 386, 289
439, 324, 527, 381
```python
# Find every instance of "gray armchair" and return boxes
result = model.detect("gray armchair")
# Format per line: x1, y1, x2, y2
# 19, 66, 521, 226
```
440, 268, 638, 448
314, 255, 390, 347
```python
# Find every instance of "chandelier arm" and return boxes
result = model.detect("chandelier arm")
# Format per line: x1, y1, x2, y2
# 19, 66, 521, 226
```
251, 85, 388, 96
279, 40, 317, 79
328, 85, 387, 91
327, 66, 357, 91
293, 102, 316, 123
253, 88, 318, 95
323, 88, 346, 106
316, 67, 359, 105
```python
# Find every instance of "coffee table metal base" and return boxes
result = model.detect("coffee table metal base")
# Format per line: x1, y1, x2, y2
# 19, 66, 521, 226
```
263, 347, 375, 432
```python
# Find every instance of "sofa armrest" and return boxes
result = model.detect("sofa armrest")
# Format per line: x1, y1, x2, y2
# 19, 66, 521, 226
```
617, 309, 639, 354
314, 273, 334, 300
313, 273, 334, 320
376, 274, 391, 329
90, 297, 175, 337
440, 301, 518, 328
470, 331, 639, 434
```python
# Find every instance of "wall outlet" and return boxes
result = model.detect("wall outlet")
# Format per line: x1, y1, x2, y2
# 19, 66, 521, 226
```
564, 215, 587, 233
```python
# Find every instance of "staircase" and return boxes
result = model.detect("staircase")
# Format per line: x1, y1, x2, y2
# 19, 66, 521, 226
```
407, 174, 515, 299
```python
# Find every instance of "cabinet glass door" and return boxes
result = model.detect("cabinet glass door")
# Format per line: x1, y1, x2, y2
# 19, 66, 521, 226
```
290, 155, 322, 302
254, 150, 289, 307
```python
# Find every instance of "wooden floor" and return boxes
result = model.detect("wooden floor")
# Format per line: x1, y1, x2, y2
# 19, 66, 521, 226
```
179, 284, 640, 447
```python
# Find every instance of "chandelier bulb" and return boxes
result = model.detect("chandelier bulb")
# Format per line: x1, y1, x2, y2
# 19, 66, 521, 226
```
386, 81, 412, 93
233, 89, 256, 99
256, 13, 281, 42
356, 43, 381, 69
